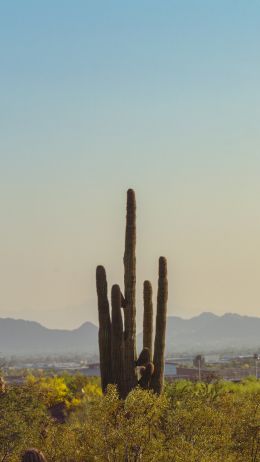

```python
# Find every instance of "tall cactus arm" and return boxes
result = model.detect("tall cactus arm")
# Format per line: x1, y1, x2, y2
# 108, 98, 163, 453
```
123, 188, 137, 393
111, 284, 125, 399
96, 265, 112, 393
143, 280, 153, 357
151, 257, 168, 394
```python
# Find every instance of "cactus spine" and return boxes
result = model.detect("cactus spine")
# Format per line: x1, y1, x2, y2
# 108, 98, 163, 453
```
96, 190, 168, 398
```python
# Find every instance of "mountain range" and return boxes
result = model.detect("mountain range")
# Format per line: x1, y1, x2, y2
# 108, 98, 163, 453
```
0, 312, 259, 356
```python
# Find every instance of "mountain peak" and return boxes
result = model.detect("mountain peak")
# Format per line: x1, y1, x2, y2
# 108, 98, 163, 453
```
196, 312, 219, 319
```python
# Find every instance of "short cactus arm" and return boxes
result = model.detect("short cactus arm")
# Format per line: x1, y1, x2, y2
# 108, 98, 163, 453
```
138, 362, 154, 390
151, 257, 168, 394
96, 265, 112, 393
136, 347, 150, 366
111, 284, 125, 398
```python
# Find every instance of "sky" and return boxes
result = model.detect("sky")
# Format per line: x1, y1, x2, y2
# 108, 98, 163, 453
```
0, 1, 260, 329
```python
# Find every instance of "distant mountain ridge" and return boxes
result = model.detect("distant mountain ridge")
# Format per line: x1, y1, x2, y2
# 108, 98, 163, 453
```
0, 312, 259, 356
0, 318, 98, 356
164, 312, 260, 353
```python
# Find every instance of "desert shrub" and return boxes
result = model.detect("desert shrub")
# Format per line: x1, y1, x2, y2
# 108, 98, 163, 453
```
1, 375, 259, 462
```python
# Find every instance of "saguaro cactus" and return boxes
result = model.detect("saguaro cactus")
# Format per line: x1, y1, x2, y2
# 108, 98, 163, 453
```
143, 280, 153, 356
123, 189, 137, 393
96, 189, 168, 398
21, 449, 47, 462
151, 257, 168, 394
96, 265, 112, 393
111, 284, 125, 398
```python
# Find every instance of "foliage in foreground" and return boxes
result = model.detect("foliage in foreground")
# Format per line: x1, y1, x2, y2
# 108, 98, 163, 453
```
0, 375, 259, 462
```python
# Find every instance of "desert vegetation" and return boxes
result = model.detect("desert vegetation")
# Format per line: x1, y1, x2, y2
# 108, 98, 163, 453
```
1, 190, 259, 462
0, 374, 260, 461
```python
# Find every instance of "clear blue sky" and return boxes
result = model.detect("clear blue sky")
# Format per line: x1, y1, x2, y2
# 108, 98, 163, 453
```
1, 1, 260, 328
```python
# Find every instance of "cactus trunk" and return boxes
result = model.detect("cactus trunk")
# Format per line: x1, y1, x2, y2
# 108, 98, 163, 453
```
143, 280, 153, 356
151, 257, 168, 394
96, 265, 112, 393
111, 284, 125, 398
123, 188, 137, 393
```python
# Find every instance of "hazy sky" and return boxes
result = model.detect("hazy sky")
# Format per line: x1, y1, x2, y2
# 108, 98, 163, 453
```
1, 1, 260, 328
